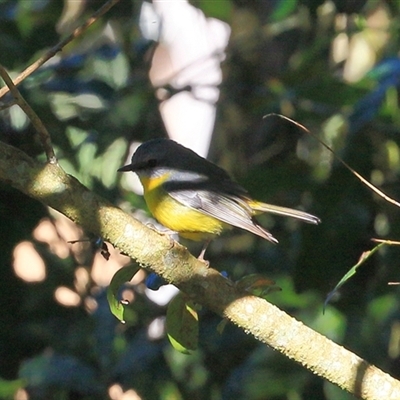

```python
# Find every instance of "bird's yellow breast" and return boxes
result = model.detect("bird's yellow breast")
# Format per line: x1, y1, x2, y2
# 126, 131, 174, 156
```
140, 174, 226, 241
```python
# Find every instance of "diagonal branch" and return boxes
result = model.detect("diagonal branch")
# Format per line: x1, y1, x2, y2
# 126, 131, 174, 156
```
0, 0, 121, 100
0, 140, 399, 400
0, 64, 56, 163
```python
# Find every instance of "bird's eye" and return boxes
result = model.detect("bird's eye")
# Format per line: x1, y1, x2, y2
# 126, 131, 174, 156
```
147, 159, 157, 168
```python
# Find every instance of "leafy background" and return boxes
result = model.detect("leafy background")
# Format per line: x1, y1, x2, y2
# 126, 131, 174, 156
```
1, 0, 400, 399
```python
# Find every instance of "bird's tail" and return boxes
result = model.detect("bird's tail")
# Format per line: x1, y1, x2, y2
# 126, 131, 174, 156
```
249, 200, 320, 225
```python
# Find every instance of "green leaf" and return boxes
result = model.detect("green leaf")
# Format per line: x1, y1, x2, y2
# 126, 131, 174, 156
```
324, 242, 385, 309
107, 264, 140, 322
0, 378, 26, 397
93, 138, 128, 189
166, 293, 198, 354
198, 0, 232, 21
270, 0, 298, 21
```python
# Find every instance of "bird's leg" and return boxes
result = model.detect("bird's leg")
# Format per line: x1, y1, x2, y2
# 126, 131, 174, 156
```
198, 239, 211, 263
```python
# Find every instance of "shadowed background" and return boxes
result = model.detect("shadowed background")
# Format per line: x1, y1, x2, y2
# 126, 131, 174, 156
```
1, 0, 400, 399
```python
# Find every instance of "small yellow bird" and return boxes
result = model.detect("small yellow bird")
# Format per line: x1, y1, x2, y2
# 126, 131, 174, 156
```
118, 138, 320, 258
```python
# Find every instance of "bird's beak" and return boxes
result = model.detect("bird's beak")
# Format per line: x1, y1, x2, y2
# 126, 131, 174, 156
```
117, 163, 133, 172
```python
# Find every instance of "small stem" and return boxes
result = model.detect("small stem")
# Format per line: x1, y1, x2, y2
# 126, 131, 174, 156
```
0, 64, 56, 163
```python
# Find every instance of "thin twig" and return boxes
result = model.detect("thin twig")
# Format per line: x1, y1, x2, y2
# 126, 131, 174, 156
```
0, 64, 56, 163
265, 113, 400, 209
371, 238, 400, 245
0, 99, 17, 110
0, 0, 121, 100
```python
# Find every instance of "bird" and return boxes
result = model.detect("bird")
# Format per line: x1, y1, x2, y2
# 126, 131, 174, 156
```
118, 138, 320, 259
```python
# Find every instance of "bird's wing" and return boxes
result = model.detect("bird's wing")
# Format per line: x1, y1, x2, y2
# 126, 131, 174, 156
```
168, 189, 278, 243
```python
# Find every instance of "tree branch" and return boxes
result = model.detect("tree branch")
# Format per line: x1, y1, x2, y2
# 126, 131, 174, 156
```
0, 0, 121, 100
1, 140, 399, 400
0, 64, 56, 163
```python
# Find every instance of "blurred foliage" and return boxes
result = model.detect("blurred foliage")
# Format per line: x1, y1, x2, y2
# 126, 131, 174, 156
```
2, 0, 400, 399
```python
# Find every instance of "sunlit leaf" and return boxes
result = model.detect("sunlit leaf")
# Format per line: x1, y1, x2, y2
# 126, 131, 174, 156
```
9, 104, 28, 131
107, 264, 140, 322
95, 137, 128, 188
73, 93, 107, 110
166, 293, 198, 354
324, 242, 385, 309
66, 126, 90, 148
91, 52, 130, 89
49, 93, 78, 120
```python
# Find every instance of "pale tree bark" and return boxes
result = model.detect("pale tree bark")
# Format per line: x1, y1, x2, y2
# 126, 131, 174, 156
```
0, 140, 399, 400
